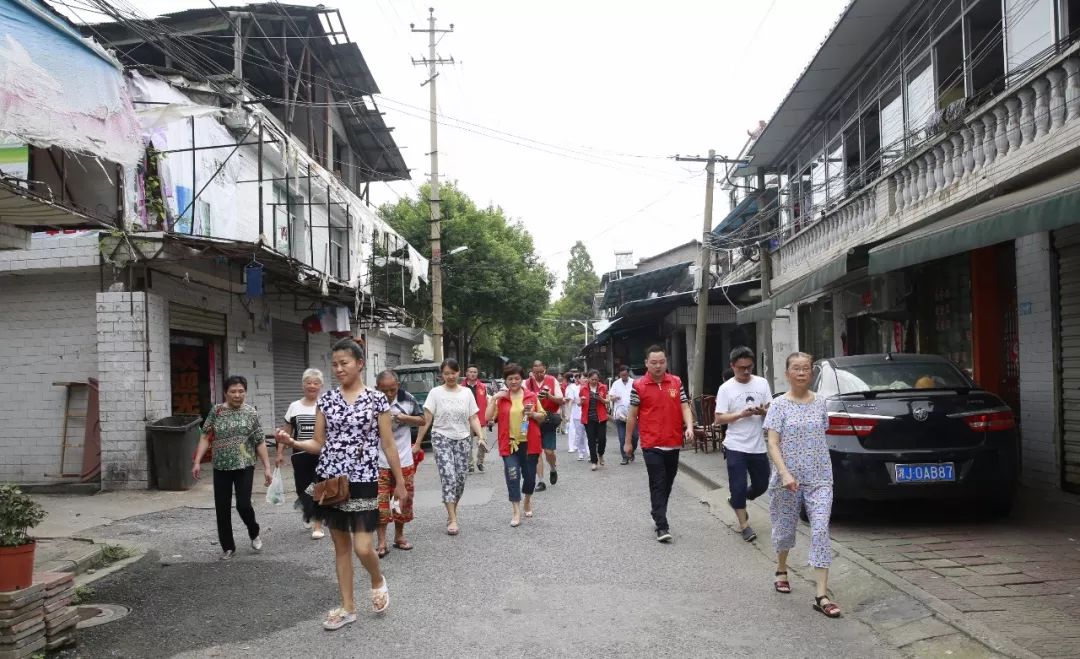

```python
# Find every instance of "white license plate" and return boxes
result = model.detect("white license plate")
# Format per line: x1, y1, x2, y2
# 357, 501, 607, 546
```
894, 463, 956, 483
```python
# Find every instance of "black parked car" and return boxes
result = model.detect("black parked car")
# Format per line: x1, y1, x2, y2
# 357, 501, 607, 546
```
812, 354, 1018, 516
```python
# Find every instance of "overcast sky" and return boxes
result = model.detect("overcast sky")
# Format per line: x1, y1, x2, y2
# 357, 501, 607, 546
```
79, 0, 851, 279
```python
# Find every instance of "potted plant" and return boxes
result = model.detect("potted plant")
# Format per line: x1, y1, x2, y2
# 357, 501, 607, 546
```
0, 485, 46, 591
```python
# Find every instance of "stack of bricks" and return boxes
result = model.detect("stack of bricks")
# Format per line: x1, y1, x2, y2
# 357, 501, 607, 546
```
0, 572, 77, 658
39, 572, 76, 652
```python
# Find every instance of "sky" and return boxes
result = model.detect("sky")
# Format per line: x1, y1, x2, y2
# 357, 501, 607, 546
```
69, 0, 851, 280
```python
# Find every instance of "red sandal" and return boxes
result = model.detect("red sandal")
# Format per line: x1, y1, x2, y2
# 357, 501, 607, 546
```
813, 595, 842, 618
774, 571, 791, 594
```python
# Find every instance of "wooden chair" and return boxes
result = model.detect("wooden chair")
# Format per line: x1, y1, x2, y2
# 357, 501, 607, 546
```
691, 395, 718, 453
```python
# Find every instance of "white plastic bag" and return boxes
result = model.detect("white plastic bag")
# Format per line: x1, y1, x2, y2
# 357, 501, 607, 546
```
266, 467, 285, 505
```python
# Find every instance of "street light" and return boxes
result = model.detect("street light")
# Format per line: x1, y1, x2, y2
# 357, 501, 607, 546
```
539, 317, 603, 370
448, 245, 469, 256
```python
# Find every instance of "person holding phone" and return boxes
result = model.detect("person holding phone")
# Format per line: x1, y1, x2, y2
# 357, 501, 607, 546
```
485, 363, 546, 527
525, 360, 564, 491
714, 347, 772, 543
763, 352, 840, 619
580, 370, 610, 470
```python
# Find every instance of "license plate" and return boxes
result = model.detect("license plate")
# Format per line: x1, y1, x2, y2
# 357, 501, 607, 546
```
894, 463, 955, 483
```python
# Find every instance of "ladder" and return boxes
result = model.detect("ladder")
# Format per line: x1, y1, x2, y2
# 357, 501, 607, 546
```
51, 381, 87, 479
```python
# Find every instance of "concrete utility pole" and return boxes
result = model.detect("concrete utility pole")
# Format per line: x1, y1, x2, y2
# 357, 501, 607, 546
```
412, 8, 454, 362
674, 150, 747, 399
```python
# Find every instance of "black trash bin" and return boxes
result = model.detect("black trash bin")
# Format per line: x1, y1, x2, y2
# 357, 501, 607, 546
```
146, 415, 203, 491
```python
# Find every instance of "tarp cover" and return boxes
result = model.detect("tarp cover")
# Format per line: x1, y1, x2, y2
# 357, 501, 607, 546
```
0, 0, 141, 166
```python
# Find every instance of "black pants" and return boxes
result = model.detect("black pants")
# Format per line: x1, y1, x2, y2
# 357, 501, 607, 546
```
291, 451, 319, 521
643, 448, 680, 532
585, 420, 607, 464
213, 467, 260, 552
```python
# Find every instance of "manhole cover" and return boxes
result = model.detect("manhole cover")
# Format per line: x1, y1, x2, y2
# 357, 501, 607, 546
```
75, 604, 130, 629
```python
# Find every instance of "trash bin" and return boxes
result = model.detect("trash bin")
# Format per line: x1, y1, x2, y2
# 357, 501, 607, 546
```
146, 415, 203, 491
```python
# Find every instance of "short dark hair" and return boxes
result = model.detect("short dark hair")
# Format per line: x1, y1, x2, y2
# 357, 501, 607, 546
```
440, 358, 460, 373
786, 352, 814, 369
375, 369, 399, 384
466, 364, 479, 371
587, 369, 600, 378
532, 359, 545, 367
224, 374, 247, 391
332, 338, 365, 362
503, 362, 525, 378
730, 346, 755, 364
645, 344, 666, 358
618, 365, 629, 374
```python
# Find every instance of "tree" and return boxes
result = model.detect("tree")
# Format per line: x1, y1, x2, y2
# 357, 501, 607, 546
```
379, 183, 554, 367
548, 242, 601, 367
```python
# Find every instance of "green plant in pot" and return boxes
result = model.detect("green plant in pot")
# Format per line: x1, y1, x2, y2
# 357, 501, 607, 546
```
0, 485, 46, 591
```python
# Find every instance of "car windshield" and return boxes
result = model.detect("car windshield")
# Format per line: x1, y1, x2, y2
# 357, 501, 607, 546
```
826, 360, 970, 395
397, 370, 437, 395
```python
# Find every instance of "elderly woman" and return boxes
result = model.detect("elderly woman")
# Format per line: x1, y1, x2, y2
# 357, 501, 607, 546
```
416, 358, 485, 536
276, 368, 326, 539
276, 338, 408, 630
192, 375, 273, 560
486, 363, 547, 527
374, 369, 424, 557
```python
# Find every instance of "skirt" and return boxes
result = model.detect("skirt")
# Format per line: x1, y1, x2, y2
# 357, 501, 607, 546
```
301, 480, 379, 533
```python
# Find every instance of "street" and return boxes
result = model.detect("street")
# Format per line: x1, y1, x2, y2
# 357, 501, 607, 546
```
68, 438, 896, 658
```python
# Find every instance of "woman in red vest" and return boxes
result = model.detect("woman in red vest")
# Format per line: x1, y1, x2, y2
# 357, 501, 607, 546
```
579, 369, 610, 471
486, 363, 547, 527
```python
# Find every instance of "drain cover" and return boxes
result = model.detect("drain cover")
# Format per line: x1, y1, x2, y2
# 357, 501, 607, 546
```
75, 604, 130, 629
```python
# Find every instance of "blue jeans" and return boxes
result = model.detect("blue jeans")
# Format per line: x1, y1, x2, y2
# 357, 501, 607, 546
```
725, 449, 770, 510
615, 420, 639, 460
503, 443, 539, 502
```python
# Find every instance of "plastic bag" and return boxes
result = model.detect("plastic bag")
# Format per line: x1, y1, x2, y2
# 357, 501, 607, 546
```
266, 467, 285, 505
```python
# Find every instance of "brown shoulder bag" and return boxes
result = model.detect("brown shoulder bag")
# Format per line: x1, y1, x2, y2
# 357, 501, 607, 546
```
313, 475, 350, 506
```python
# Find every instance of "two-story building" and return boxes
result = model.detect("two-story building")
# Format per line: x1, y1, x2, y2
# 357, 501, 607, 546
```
724, 0, 1080, 493
0, 2, 428, 489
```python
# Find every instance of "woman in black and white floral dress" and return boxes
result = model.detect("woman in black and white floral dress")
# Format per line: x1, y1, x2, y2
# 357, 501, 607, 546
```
276, 338, 408, 631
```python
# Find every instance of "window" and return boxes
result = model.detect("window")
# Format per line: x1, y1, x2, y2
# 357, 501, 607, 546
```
779, 172, 793, 234
826, 360, 971, 394
861, 106, 881, 182
968, 0, 1005, 97
811, 151, 827, 213
329, 226, 347, 280
844, 123, 861, 189
1068, 0, 1080, 39
1005, 0, 1054, 75
271, 183, 289, 253
936, 22, 966, 107
826, 139, 845, 203
906, 56, 935, 142
880, 85, 905, 167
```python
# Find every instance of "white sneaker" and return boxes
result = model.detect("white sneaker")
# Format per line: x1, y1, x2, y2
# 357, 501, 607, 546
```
251, 536, 263, 551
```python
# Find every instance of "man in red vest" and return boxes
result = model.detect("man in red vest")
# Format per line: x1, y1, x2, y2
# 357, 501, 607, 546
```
624, 345, 694, 543
464, 365, 489, 473
525, 359, 564, 491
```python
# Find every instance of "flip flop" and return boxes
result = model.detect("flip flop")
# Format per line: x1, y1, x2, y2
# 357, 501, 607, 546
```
446, 523, 459, 536
376, 547, 389, 559
372, 578, 389, 614
392, 539, 413, 550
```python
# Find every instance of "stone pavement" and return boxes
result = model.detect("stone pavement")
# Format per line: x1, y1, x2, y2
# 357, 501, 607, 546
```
679, 447, 1080, 659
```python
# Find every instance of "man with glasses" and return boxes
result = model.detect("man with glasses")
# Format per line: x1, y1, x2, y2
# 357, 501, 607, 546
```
714, 347, 772, 542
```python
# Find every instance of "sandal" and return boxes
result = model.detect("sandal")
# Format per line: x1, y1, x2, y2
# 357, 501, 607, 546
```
524, 510, 533, 518
446, 523, 459, 536
774, 571, 791, 594
392, 539, 413, 551
376, 546, 389, 559
813, 595, 842, 618
372, 578, 390, 614
510, 517, 520, 528
322, 607, 356, 631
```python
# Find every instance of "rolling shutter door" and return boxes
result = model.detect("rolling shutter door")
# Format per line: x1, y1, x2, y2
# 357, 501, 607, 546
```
169, 303, 226, 336
1055, 225, 1080, 491
273, 320, 308, 426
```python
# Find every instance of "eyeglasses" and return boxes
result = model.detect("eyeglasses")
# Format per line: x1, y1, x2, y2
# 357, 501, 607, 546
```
733, 365, 754, 372
788, 367, 812, 374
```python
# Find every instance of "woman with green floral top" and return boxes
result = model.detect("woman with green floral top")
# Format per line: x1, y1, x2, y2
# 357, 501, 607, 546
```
192, 375, 274, 560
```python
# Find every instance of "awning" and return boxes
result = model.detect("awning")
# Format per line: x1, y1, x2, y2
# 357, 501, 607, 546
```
869, 167, 1080, 274
0, 179, 115, 229
735, 300, 774, 325
713, 188, 779, 235
770, 254, 849, 309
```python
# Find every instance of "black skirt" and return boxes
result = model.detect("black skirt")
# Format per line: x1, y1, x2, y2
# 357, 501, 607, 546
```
291, 452, 320, 522
301, 480, 379, 533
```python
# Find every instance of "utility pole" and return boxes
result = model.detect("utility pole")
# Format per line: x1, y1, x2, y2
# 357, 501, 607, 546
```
674, 150, 747, 399
412, 8, 454, 363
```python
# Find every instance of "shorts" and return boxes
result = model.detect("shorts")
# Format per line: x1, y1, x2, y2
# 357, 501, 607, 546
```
540, 424, 557, 451
377, 464, 416, 525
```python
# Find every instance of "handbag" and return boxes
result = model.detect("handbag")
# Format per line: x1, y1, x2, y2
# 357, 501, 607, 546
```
313, 475, 351, 506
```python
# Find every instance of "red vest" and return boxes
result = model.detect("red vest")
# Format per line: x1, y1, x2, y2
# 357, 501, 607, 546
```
633, 373, 685, 449
579, 383, 609, 423
494, 389, 542, 456
525, 375, 560, 414
464, 379, 487, 416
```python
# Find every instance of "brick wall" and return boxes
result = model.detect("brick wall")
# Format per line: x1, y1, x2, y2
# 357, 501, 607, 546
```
0, 232, 99, 274
1014, 232, 1060, 490
96, 292, 170, 490
0, 273, 98, 483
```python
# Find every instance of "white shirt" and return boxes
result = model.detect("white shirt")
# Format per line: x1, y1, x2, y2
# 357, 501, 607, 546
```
716, 375, 772, 454
423, 385, 479, 440
380, 394, 419, 469
566, 383, 581, 417
284, 400, 317, 441
609, 377, 634, 420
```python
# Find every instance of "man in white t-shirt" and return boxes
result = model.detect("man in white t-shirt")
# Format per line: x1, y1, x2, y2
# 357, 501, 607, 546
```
714, 346, 772, 543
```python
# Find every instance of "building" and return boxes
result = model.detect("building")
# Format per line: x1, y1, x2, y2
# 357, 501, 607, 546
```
723, 0, 1080, 493
0, 2, 428, 489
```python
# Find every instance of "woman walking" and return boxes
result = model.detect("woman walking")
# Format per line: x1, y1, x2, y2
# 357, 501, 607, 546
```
580, 370, 610, 471
374, 369, 424, 557
485, 363, 545, 527
417, 358, 484, 535
764, 352, 841, 618
191, 375, 272, 560
275, 338, 408, 630
276, 368, 325, 539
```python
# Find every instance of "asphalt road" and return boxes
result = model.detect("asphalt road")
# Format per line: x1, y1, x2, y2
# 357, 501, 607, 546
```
71, 437, 898, 658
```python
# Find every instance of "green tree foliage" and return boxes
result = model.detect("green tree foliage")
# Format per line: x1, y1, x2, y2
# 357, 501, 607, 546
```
548, 242, 602, 367
378, 183, 554, 367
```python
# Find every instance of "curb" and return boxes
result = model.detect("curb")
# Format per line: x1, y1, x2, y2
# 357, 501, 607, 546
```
678, 457, 1039, 659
